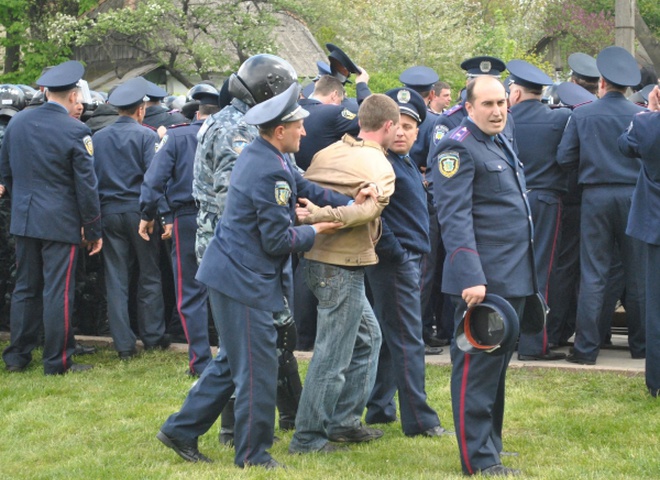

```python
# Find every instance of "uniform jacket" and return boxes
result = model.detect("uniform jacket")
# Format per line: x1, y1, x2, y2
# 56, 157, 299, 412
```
140, 119, 203, 221
143, 105, 189, 129
192, 98, 257, 215
430, 117, 534, 297
302, 134, 395, 267
618, 110, 660, 245
408, 109, 438, 170
196, 136, 349, 311
557, 91, 644, 185
93, 116, 163, 216
0, 102, 101, 243
509, 99, 570, 193
295, 98, 359, 170
376, 151, 430, 262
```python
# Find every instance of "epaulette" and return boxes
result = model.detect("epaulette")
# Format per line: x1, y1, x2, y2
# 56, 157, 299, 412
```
449, 126, 470, 142
167, 123, 190, 129
142, 123, 158, 131
443, 104, 463, 116
572, 100, 594, 109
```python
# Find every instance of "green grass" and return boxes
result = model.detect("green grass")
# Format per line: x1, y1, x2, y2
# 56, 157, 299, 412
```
1, 343, 658, 479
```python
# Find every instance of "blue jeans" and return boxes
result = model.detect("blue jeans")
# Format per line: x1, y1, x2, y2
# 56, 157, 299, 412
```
289, 260, 382, 452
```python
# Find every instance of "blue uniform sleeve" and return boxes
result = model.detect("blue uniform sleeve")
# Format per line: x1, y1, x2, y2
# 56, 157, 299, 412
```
254, 170, 316, 256
618, 116, 642, 159
356, 82, 372, 104
0, 128, 12, 191
142, 130, 170, 219
556, 114, 580, 171
73, 130, 102, 241
431, 142, 487, 291
140, 133, 176, 220
375, 217, 406, 263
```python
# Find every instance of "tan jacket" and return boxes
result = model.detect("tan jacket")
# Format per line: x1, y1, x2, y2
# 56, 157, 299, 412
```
302, 134, 395, 266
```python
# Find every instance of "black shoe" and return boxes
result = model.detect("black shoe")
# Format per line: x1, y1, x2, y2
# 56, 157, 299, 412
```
631, 352, 646, 359
144, 335, 171, 351
118, 350, 137, 361
424, 334, 449, 348
407, 425, 454, 437
565, 354, 596, 365
73, 343, 96, 356
219, 429, 234, 447
279, 418, 295, 431
6, 364, 26, 373
328, 424, 383, 443
245, 458, 286, 469
481, 464, 521, 476
157, 431, 213, 463
425, 345, 444, 355
649, 388, 659, 398
518, 351, 567, 361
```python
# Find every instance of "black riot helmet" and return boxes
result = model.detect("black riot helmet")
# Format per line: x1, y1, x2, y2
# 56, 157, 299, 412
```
228, 54, 298, 107
0, 84, 27, 118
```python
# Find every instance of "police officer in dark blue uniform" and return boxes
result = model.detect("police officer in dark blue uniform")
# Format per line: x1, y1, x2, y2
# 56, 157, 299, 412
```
400, 66, 451, 352
1, 60, 102, 375
296, 75, 360, 171
557, 46, 646, 365
157, 83, 351, 469
143, 80, 189, 129
93, 77, 169, 359
618, 86, 660, 396
326, 43, 372, 113
430, 76, 534, 476
567, 52, 600, 96
507, 60, 570, 361
545, 81, 596, 348
139, 84, 221, 376
364, 87, 449, 437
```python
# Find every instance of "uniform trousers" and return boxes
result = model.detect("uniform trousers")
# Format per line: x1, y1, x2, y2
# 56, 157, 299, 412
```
645, 243, 660, 395
573, 186, 646, 361
2, 236, 78, 374
160, 287, 278, 467
450, 296, 525, 475
102, 211, 165, 354
289, 260, 382, 452
518, 189, 561, 356
365, 252, 441, 434
171, 208, 211, 375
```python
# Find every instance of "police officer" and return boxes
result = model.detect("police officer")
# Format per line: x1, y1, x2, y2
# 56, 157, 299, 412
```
93, 77, 169, 360
142, 80, 189, 129
191, 54, 304, 443
399, 66, 450, 351
157, 83, 349, 469
557, 46, 646, 364
1, 61, 102, 375
618, 86, 660, 397
545, 82, 596, 349
364, 87, 450, 437
325, 43, 372, 113
301, 61, 332, 99
507, 60, 569, 361
139, 84, 221, 376
430, 76, 534, 476
567, 53, 600, 96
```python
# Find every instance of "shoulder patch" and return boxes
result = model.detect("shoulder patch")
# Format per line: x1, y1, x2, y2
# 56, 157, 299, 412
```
83, 135, 93, 156
156, 134, 169, 153
433, 124, 449, 145
274, 181, 292, 206
449, 126, 470, 142
341, 109, 356, 120
444, 104, 462, 116
232, 135, 249, 154
438, 151, 460, 178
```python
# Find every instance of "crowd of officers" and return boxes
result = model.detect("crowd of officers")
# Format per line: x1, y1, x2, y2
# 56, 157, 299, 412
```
0, 42, 658, 476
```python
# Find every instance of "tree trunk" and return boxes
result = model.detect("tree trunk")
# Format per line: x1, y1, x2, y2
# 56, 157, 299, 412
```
4, 45, 20, 75
635, 8, 660, 70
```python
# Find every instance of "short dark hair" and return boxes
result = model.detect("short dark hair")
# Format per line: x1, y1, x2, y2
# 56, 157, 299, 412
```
432, 81, 450, 95
117, 102, 143, 115
313, 76, 345, 98
571, 75, 598, 95
199, 104, 220, 116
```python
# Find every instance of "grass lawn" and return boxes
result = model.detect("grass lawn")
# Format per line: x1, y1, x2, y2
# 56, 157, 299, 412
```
1, 343, 658, 479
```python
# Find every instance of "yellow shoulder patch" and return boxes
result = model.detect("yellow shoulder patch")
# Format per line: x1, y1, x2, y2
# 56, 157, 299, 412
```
438, 151, 460, 178
341, 109, 356, 120
83, 135, 94, 156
